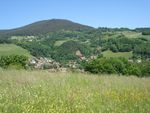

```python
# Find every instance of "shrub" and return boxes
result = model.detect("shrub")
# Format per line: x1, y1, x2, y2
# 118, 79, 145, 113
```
0, 55, 28, 69
109, 58, 126, 74
85, 57, 150, 77
138, 61, 150, 77
125, 63, 141, 76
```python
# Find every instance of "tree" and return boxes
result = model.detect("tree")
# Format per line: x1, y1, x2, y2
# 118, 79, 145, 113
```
0, 55, 28, 69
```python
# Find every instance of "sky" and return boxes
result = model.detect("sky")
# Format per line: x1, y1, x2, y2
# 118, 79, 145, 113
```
0, 0, 150, 29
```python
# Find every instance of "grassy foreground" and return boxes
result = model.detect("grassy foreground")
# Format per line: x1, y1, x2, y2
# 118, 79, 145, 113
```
0, 70, 150, 113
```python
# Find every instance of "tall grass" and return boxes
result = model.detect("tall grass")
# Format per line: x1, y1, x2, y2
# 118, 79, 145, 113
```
0, 70, 150, 113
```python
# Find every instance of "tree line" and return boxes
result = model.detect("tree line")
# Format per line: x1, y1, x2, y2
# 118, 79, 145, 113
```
85, 57, 150, 77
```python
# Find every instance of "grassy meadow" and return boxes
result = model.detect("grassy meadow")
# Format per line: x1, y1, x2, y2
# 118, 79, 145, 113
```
0, 70, 150, 113
102, 50, 133, 59
0, 44, 31, 57
54, 40, 69, 46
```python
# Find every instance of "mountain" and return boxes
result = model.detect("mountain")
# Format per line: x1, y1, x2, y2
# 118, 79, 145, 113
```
0, 19, 93, 36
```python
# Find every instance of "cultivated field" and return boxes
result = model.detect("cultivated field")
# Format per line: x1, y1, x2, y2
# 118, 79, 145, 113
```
0, 70, 150, 113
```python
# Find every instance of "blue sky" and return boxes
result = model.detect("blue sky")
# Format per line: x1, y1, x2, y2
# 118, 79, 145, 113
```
0, 0, 150, 29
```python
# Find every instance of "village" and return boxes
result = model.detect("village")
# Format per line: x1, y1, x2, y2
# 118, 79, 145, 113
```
28, 50, 98, 72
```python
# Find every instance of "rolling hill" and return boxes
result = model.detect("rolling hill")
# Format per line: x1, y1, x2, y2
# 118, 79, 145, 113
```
0, 19, 93, 36
0, 44, 32, 57
0, 19, 149, 63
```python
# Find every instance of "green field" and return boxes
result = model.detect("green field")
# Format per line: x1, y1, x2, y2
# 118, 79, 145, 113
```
102, 31, 142, 39
0, 44, 32, 57
54, 40, 69, 46
102, 50, 133, 59
0, 70, 149, 113
120, 31, 142, 38
54, 39, 79, 47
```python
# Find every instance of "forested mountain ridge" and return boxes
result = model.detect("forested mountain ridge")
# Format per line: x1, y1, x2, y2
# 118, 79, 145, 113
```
0, 19, 93, 36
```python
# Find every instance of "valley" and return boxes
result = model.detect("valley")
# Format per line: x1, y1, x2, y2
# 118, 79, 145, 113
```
0, 0, 150, 112
0, 19, 150, 76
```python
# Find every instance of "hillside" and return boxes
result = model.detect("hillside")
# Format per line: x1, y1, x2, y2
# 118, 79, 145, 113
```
0, 19, 93, 36
0, 19, 150, 72
0, 44, 32, 57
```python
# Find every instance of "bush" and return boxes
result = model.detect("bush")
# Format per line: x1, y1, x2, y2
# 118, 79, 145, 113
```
125, 63, 141, 76
85, 58, 116, 74
0, 55, 28, 69
138, 61, 150, 77
85, 57, 150, 77
109, 58, 126, 74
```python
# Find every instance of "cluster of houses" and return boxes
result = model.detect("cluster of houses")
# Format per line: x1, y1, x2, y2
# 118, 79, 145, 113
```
28, 50, 98, 72
28, 49, 144, 73
28, 53, 144, 75
29, 57, 62, 70
75, 50, 97, 61
28, 57, 85, 72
